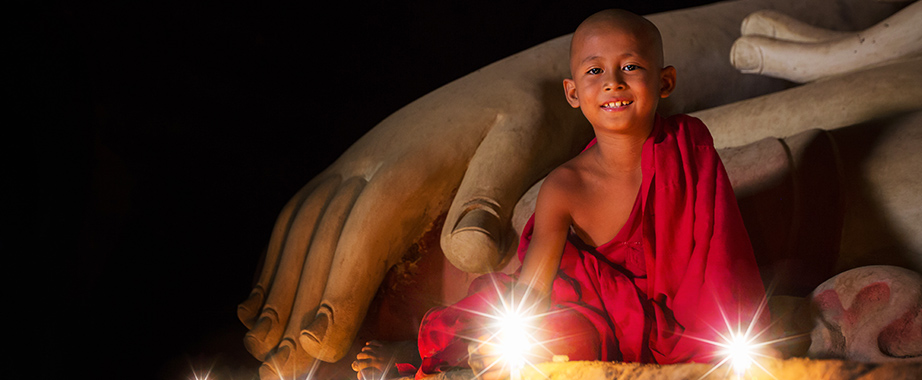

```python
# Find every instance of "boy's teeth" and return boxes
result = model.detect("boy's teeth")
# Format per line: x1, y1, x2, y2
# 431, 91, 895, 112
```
604, 101, 632, 107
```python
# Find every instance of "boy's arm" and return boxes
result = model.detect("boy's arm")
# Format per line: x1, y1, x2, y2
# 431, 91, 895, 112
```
517, 172, 572, 308
468, 172, 572, 380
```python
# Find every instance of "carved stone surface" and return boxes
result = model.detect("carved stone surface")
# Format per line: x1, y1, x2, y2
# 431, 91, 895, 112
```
808, 265, 922, 362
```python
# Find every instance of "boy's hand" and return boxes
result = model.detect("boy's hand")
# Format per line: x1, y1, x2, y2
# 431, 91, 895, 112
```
468, 336, 509, 380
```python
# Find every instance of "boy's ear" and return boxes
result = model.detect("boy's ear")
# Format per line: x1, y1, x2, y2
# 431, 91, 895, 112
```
659, 66, 677, 98
563, 79, 580, 108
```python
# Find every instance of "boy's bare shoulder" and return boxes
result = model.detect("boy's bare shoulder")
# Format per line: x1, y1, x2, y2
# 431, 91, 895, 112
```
533, 160, 583, 227
540, 154, 591, 200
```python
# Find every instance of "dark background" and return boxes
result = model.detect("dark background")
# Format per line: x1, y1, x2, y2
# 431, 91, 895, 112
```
30, 1, 718, 378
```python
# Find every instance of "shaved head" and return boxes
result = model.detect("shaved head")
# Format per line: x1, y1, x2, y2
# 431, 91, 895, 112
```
562, 8, 677, 135
570, 9, 665, 70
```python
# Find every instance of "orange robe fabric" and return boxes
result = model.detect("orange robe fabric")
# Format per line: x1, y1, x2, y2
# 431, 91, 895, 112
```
413, 114, 768, 377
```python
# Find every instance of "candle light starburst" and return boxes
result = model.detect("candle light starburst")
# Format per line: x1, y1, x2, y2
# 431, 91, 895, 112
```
689, 286, 806, 380
458, 277, 567, 380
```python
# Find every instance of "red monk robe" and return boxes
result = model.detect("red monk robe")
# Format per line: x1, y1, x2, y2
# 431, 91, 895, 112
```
411, 114, 769, 378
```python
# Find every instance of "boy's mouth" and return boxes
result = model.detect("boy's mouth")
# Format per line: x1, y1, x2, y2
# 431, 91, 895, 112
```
602, 100, 633, 108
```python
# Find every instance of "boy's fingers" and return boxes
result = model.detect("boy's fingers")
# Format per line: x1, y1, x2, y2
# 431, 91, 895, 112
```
359, 347, 378, 355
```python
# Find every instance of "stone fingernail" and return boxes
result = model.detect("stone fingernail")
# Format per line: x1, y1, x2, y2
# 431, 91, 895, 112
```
731, 39, 763, 73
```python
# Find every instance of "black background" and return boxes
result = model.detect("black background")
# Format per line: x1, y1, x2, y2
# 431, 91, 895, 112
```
30, 1, 719, 378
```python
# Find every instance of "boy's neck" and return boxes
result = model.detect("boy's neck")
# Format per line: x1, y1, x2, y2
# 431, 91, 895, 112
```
591, 122, 653, 172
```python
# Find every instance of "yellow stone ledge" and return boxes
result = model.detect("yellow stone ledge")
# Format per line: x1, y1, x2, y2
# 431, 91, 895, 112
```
414, 358, 922, 380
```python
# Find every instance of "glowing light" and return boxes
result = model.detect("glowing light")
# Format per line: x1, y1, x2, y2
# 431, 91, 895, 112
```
691, 320, 773, 380
689, 287, 807, 380
456, 279, 561, 380
190, 371, 211, 380
188, 362, 215, 380
494, 307, 532, 380
722, 331, 756, 375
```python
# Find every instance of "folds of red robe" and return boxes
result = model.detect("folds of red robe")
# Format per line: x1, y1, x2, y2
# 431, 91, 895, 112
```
413, 114, 769, 378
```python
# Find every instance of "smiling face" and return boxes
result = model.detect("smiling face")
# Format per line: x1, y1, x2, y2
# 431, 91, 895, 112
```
563, 10, 676, 137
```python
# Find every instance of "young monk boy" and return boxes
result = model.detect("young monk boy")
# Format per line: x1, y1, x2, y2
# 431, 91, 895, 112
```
354, 9, 769, 380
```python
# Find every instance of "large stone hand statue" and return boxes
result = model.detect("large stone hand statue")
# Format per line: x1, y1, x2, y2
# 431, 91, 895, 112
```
730, 0, 922, 83
696, 0, 922, 282
237, 22, 591, 378
236, 0, 915, 378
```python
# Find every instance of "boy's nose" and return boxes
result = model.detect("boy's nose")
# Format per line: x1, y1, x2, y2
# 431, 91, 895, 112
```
603, 74, 626, 91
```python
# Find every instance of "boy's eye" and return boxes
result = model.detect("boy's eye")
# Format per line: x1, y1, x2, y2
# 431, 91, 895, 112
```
623, 64, 639, 71
587, 68, 602, 75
